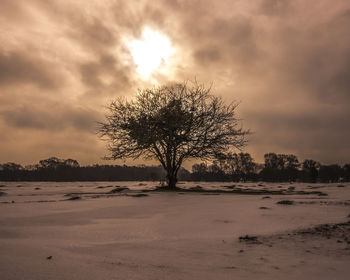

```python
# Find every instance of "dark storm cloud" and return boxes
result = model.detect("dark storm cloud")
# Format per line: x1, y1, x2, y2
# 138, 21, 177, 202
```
245, 106, 350, 162
80, 19, 116, 47
246, 107, 350, 138
67, 17, 118, 53
79, 53, 132, 96
0, 51, 61, 89
0, 104, 102, 132
270, 8, 350, 104
194, 46, 222, 65
259, 0, 292, 16
192, 16, 260, 69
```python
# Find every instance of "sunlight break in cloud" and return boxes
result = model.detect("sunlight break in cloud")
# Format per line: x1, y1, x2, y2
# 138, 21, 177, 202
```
128, 28, 174, 78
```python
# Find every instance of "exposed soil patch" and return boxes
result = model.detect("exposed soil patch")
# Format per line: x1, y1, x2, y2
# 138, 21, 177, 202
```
297, 200, 350, 206
108, 187, 129, 193
221, 185, 236, 189
152, 186, 327, 196
297, 222, 350, 240
188, 186, 203, 191
239, 235, 262, 244
239, 221, 350, 248
126, 193, 149, 197
96, 185, 114, 189
277, 200, 294, 205
66, 196, 81, 201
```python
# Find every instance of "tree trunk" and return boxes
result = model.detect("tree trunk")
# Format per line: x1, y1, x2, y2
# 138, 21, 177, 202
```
166, 171, 177, 189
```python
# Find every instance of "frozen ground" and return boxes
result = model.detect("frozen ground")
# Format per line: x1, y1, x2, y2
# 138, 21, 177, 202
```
0, 181, 349, 279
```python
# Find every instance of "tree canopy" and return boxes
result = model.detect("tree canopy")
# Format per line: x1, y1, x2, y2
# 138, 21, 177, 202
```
98, 82, 249, 188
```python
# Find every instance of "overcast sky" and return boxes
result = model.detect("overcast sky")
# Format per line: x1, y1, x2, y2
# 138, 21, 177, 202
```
0, 0, 349, 166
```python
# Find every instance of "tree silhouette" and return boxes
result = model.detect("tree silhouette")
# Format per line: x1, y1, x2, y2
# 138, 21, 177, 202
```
302, 159, 320, 182
98, 82, 248, 188
223, 152, 257, 181
261, 153, 300, 181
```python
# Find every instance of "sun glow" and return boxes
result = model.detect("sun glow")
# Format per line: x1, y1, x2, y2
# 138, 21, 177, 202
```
128, 28, 174, 78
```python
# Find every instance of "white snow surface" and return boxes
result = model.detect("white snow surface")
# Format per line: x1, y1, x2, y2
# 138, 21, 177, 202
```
0, 181, 349, 279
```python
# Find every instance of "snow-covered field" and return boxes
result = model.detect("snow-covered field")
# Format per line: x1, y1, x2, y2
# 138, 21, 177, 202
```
0, 181, 349, 279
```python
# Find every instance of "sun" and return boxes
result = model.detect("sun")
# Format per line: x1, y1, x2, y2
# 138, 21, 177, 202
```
128, 28, 174, 78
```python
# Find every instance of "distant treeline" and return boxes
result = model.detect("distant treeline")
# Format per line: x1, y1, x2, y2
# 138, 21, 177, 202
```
0, 157, 168, 182
191, 153, 350, 183
0, 153, 349, 182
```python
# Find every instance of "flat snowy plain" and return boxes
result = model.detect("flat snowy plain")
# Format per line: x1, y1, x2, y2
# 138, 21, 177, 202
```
0, 181, 349, 280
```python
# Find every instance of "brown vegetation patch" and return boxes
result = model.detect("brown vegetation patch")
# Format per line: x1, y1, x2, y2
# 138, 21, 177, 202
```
239, 235, 262, 244
108, 187, 129, 193
66, 196, 81, 201
126, 193, 149, 197
277, 200, 294, 205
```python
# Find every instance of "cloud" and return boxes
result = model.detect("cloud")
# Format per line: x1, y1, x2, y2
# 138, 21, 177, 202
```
191, 16, 262, 80
0, 0, 349, 165
79, 53, 132, 96
266, 8, 350, 104
259, 0, 293, 16
0, 103, 102, 132
0, 51, 61, 89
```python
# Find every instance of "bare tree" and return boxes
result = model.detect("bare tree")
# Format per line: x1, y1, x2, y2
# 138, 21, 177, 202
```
98, 82, 249, 189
